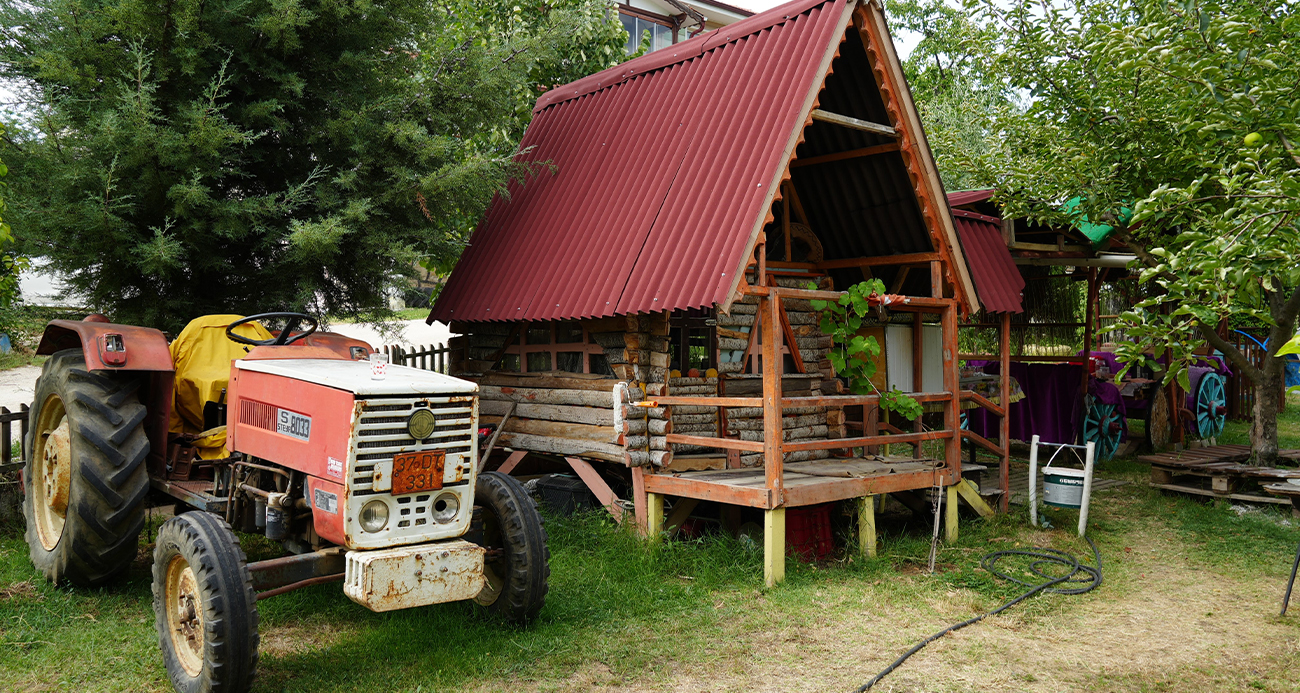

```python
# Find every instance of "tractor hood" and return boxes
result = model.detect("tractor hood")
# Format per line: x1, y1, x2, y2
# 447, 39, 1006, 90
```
234, 359, 477, 397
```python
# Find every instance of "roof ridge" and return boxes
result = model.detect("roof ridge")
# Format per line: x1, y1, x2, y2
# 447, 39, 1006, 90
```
532, 0, 838, 114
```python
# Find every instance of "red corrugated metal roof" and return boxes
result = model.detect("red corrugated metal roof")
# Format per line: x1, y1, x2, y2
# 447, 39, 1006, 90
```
431, 0, 851, 323
951, 209, 1023, 313
947, 189, 996, 208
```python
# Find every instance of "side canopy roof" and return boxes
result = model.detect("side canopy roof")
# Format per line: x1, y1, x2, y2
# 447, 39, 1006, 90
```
430, 0, 976, 324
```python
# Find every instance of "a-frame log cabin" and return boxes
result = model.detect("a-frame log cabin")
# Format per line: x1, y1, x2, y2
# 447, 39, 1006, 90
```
431, 0, 1011, 585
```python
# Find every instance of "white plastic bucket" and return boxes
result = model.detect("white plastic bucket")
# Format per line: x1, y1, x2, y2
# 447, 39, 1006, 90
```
1042, 467, 1088, 508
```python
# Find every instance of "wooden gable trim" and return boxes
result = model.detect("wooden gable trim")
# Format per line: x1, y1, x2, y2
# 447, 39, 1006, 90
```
853, 0, 978, 315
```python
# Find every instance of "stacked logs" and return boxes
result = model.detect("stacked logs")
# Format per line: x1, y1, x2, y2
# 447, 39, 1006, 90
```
664, 375, 719, 454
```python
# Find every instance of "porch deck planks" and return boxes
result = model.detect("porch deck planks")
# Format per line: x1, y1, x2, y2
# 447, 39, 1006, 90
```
642, 456, 951, 509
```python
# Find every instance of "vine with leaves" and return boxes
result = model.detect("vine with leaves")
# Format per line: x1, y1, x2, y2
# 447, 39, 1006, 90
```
810, 279, 924, 421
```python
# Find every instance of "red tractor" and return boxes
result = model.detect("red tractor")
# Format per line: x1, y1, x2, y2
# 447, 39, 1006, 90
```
22, 313, 549, 693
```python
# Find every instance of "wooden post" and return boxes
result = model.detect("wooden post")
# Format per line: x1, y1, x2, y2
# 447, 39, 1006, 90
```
764, 507, 786, 587
942, 302, 961, 475
1082, 267, 1098, 398
913, 312, 924, 458
633, 466, 648, 534
762, 294, 785, 507
647, 492, 664, 543
858, 495, 877, 558
945, 485, 958, 543
943, 302, 961, 541
930, 260, 943, 299
999, 311, 1011, 513
762, 289, 786, 585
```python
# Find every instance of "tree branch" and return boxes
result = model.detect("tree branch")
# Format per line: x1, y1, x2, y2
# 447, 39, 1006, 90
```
1197, 320, 1263, 381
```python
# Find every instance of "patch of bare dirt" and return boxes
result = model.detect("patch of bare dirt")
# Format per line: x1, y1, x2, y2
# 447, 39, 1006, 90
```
0, 579, 40, 602
258, 621, 352, 657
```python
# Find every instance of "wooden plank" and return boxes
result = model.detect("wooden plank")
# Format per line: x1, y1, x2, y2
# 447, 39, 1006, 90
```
764, 507, 786, 588
664, 497, 700, 536
650, 395, 762, 407
810, 109, 897, 137
785, 429, 951, 452
955, 478, 996, 519
960, 429, 1005, 456
781, 391, 952, 407
790, 142, 901, 169
495, 449, 528, 475
815, 252, 940, 271
641, 473, 772, 508
777, 297, 806, 374
479, 385, 611, 408
961, 390, 1005, 417
945, 485, 959, 543
566, 457, 626, 523
665, 433, 763, 452
859, 495, 877, 558
1151, 482, 1291, 506
483, 416, 612, 443
999, 311, 1011, 513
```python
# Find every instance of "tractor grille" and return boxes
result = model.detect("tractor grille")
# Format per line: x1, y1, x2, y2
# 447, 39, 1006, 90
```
344, 395, 477, 550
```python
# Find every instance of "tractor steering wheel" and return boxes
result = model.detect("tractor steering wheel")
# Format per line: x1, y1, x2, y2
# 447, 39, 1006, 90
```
225, 313, 319, 347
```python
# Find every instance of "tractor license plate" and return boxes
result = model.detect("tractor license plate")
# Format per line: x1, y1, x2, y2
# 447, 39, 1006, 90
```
391, 450, 446, 495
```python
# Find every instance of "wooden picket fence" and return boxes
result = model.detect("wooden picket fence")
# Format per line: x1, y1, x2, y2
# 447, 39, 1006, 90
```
1225, 329, 1287, 420
1, 406, 29, 526
382, 342, 451, 374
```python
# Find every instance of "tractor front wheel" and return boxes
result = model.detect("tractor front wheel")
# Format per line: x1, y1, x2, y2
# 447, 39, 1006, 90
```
472, 471, 549, 623
152, 511, 259, 693
24, 349, 149, 586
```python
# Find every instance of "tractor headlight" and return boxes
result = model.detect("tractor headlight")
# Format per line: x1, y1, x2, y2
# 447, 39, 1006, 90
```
431, 492, 459, 524
359, 499, 390, 533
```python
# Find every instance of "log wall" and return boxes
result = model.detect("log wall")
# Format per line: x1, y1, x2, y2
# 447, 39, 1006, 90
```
450, 284, 845, 470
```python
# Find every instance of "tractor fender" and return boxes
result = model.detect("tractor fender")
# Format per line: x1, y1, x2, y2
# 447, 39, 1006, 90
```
36, 319, 174, 372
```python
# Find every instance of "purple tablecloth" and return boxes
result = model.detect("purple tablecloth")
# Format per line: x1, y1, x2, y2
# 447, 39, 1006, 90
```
968, 362, 1084, 444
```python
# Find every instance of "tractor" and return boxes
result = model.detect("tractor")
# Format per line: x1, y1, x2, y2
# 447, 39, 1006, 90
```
22, 313, 549, 693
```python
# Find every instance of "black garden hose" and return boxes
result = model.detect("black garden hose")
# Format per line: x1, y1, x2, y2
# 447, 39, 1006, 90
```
855, 536, 1103, 692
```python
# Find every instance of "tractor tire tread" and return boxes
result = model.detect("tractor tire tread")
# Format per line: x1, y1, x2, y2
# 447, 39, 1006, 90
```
475, 471, 549, 624
23, 349, 149, 587
153, 512, 259, 693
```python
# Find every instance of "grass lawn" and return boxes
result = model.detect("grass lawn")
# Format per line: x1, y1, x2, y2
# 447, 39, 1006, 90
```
3, 399, 1300, 692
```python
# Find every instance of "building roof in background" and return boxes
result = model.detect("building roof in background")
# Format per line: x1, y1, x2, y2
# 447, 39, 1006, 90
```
431, 0, 976, 324
949, 208, 1024, 314
947, 188, 996, 208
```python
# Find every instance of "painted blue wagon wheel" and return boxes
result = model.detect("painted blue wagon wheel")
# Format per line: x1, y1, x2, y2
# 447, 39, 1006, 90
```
1195, 371, 1228, 439
1081, 401, 1124, 460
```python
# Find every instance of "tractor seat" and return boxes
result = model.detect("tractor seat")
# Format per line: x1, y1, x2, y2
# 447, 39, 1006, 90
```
169, 315, 273, 458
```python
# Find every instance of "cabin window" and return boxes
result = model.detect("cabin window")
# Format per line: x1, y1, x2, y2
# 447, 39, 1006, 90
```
499, 321, 609, 375
668, 308, 716, 373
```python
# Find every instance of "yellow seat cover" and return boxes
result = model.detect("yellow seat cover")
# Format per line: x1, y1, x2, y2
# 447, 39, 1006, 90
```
169, 315, 273, 458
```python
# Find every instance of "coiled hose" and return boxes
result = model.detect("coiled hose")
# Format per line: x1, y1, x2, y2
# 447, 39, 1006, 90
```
855, 536, 1103, 692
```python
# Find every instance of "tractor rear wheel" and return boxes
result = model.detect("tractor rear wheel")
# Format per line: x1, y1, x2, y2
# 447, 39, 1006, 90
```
23, 348, 149, 586
152, 511, 259, 693
472, 471, 549, 624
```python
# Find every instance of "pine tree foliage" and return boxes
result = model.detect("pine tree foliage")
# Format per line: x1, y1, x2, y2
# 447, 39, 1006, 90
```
0, 0, 623, 331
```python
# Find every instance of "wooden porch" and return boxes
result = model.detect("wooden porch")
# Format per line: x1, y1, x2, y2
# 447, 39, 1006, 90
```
625, 261, 1013, 586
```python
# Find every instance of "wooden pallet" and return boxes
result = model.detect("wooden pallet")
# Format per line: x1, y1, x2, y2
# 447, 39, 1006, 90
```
1139, 444, 1300, 504
1263, 482, 1300, 516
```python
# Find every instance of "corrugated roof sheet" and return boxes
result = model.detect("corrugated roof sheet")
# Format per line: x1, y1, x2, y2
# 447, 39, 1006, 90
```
430, 0, 975, 324
432, 0, 850, 323
947, 189, 996, 208
951, 209, 1024, 314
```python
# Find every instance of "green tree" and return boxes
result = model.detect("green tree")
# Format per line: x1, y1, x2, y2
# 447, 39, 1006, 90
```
0, 0, 622, 333
962, 0, 1300, 463
886, 0, 1014, 190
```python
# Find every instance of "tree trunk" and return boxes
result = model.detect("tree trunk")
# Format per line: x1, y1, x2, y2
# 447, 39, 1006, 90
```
1250, 358, 1285, 467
